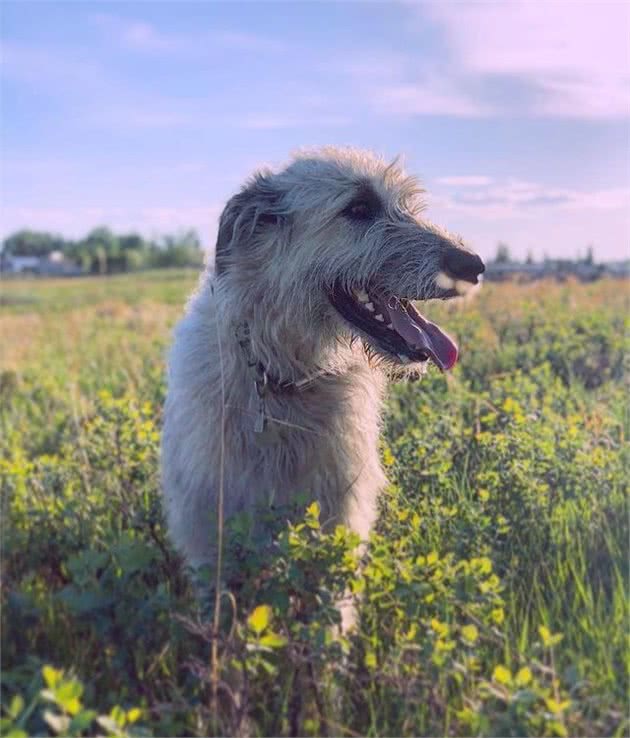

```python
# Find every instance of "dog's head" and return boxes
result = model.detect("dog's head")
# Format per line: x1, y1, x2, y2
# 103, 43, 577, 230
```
214, 147, 484, 372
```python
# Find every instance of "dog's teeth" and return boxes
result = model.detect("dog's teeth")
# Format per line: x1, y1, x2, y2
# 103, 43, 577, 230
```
374, 314, 384, 322
365, 302, 374, 312
354, 289, 369, 302
455, 279, 473, 295
398, 354, 411, 364
435, 271, 455, 290
386, 323, 394, 329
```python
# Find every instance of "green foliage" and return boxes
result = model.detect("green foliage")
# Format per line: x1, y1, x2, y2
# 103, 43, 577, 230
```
2, 227, 204, 274
0, 666, 146, 737
1, 275, 628, 736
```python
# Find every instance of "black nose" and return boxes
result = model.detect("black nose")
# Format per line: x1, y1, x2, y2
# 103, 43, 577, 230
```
442, 247, 485, 284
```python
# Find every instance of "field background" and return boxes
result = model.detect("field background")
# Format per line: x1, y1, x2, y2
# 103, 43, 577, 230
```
1, 270, 628, 737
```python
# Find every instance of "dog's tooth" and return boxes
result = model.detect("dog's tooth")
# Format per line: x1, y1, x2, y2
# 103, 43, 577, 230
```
435, 271, 455, 290
365, 301, 374, 312
374, 314, 384, 322
398, 354, 411, 364
354, 289, 369, 302
386, 323, 394, 329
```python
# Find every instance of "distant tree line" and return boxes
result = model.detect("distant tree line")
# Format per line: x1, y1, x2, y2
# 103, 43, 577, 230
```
492, 241, 597, 266
1, 227, 205, 274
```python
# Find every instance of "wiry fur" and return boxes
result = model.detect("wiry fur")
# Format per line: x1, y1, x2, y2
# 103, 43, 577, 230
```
161, 147, 478, 571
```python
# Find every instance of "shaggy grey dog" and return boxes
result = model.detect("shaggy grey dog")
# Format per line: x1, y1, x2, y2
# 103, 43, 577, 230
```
161, 147, 484, 573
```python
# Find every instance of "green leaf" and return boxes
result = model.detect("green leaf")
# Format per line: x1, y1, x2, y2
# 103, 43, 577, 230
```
126, 707, 142, 724
305, 501, 321, 528
545, 697, 571, 714
69, 710, 97, 733
259, 632, 288, 649
430, 618, 449, 637
539, 625, 563, 647
4, 729, 28, 738
8, 695, 24, 720
248, 604, 271, 635
548, 719, 568, 737
42, 665, 61, 689
110, 704, 126, 726
539, 624, 552, 645
56, 680, 83, 715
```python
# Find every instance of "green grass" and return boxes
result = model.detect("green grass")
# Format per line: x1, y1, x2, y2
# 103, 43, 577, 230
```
1, 271, 628, 737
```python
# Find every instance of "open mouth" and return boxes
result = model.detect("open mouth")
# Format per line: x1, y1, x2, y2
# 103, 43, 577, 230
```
328, 282, 459, 370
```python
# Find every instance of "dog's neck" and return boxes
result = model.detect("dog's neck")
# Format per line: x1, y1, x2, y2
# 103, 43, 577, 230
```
234, 319, 334, 395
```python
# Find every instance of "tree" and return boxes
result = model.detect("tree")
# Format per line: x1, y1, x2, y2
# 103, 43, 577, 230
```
584, 245, 594, 265
152, 229, 204, 268
2, 226, 204, 274
2, 230, 66, 257
495, 241, 511, 264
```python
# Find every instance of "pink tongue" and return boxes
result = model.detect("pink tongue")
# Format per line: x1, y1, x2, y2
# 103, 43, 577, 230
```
385, 299, 458, 370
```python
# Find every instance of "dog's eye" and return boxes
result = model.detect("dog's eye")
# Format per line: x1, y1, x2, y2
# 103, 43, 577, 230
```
344, 200, 374, 221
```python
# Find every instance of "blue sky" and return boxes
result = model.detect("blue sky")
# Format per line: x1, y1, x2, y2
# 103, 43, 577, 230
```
1, 1, 629, 261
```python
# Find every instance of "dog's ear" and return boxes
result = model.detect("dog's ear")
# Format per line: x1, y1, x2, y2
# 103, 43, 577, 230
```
215, 173, 284, 276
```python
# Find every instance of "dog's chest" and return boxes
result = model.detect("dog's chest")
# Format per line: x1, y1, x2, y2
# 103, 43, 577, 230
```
254, 366, 386, 500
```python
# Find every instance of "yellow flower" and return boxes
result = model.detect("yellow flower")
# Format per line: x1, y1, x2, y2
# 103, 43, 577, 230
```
492, 665, 512, 686
515, 666, 532, 686
461, 624, 479, 643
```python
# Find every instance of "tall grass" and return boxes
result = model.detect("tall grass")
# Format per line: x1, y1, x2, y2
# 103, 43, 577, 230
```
1, 272, 628, 736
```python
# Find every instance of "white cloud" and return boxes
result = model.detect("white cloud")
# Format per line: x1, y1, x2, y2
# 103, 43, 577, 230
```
328, 52, 488, 118
370, 80, 489, 118
335, 2, 630, 120
423, 1, 630, 119
431, 177, 630, 219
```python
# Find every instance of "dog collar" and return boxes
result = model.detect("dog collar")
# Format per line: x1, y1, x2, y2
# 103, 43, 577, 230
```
235, 321, 332, 434
235, 321, 330, 395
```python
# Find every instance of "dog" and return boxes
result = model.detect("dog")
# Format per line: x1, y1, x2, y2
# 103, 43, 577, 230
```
161, 146, 484, 582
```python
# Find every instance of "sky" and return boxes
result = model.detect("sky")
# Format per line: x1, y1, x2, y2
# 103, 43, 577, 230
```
1, 0, 629, 262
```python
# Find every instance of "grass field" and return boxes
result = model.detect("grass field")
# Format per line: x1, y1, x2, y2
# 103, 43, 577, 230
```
1, 270, 628, 737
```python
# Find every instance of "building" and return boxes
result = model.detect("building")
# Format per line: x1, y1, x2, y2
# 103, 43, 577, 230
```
1, 252, 84, 276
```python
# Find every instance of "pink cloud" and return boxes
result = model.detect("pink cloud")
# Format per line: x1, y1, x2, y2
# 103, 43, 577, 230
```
370, 81, 489, 118
424, 1, 630, 119
430, 177, 630, 219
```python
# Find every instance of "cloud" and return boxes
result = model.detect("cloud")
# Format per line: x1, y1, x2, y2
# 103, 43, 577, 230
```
432, 177, 630, 219
422, 1, 630, 119
90, 13, 285, 55
369, 80, 489, 118
436, 176, 494, 187
333, 3, 629, 120
327, 52, 488, 118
